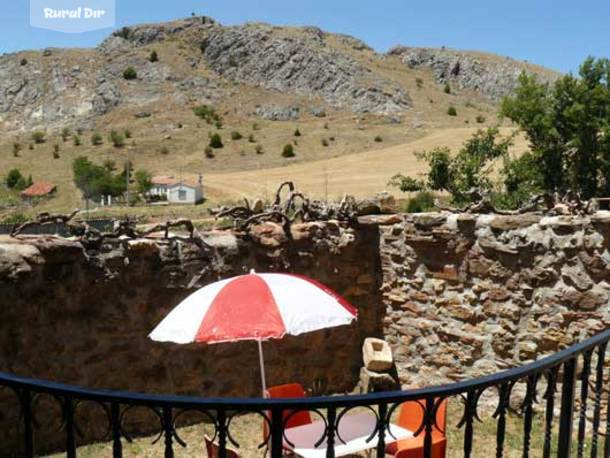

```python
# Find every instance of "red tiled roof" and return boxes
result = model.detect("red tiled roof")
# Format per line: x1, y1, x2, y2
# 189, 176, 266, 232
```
151, 175, 178, 186
21, 181, 56, 198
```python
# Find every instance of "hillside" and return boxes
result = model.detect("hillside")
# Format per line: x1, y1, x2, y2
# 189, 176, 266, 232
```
0, 16, 560, 215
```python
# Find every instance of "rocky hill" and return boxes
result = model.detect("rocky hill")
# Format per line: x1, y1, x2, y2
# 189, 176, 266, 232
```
0, 16, 560, 131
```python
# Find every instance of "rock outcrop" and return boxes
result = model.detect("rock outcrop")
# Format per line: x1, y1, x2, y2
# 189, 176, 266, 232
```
388, 46, 560, 101
199, 23, 411, 114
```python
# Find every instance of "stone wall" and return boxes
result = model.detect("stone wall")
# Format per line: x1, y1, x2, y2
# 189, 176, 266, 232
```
0, 221, 382, 452
370, 212, 610, 386
2, 212, 610, 452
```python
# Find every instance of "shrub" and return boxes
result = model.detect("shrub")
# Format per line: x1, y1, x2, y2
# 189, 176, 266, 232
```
209, 133, 223, 149
374, 135, 383, 143
255, 145, 264, 155
248, 134, 256, 143
91, 133, 103, 145
405, 191, 435, 213
53, 144, 60, 158
109, 130, 125, 148
294, 128, 301, 137
193, 105, 221, 125
214, 120, 223, 129
2, 212, 29, 225
12, 143, 21, 157
31, 131, 46, 144
204, 146, 215, 158
20, 58, 27, 66
282, 144, 295, 158
123, 67, 138, 80
149, 50, 159, 62
135, 169, 152, 194
230, 131, 243, 140
323, 123, 329, 129
28, 144, 34, 150
444, 83, 451, 94
115, 27, 131, 39
415, 77, 424, 89
321, 138, 329, 147
61, 127, 71, 142
73, 135, 82, 146
447, 106, 457, 116
476, 115, 486, 124
6, 169, 25, 189
160, 146, 169, 155
124, 129, 132, 139
252, 123, 260, 131
388, 174, 425, 192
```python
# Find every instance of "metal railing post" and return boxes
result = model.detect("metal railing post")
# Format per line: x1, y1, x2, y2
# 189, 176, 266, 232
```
558, 358, 577, 458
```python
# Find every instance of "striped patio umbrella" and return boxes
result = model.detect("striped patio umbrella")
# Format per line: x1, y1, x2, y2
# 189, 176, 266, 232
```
149, 271, 358, 393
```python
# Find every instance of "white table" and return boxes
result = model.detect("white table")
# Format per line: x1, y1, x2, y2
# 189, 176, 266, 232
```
283, 411, 413, 458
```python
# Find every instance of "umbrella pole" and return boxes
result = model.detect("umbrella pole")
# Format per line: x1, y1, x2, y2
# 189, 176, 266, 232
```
257, 339, 267, 396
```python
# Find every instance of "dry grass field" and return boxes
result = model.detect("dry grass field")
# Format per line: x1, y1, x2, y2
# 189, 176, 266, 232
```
205, 127, 528, 200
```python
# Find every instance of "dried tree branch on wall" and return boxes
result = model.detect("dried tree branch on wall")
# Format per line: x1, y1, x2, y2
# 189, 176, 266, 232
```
435, 189, 599, 216
208, 181, 358, 236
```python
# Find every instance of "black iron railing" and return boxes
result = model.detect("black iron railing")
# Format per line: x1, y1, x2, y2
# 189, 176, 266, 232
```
1, 328, 609, 457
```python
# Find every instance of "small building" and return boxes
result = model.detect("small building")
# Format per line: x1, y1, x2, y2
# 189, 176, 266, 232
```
150, 175, 178, 198
167, 178, 204, 204
20, 181, 56, 203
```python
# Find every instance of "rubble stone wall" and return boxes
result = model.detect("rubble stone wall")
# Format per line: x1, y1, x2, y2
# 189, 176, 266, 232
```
2, 212, 610, 452
370, 212, 610, 386
0, 221, 382, 452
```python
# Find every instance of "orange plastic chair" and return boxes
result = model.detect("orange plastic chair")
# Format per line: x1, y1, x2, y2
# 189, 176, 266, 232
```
205, 435, 240, 458
263, 383, 313, 451
386, 398, 448, 458
264, 383, 313, 428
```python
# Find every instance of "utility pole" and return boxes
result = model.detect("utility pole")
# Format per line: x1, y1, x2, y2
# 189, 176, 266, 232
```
125, 159, 130, 206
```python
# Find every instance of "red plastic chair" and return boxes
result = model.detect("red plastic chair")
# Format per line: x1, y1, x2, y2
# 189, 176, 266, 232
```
386, 399, 448, 458
263, 383, 313, 451
205, 435, 240, 458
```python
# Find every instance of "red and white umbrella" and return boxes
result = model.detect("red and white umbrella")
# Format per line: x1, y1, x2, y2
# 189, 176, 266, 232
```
149, 271, 357, 393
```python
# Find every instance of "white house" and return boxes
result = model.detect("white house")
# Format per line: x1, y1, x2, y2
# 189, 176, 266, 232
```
150, 176, 178, 198
167, 177, 204, 204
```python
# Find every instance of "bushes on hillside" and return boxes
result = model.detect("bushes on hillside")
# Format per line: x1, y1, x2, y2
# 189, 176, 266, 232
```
31, 131, 46, 144
109, 130, 125, 148
447, 106, 457, 116
6, 169, 27, 190
123, 67, 138, 80
193, 105, 222, 125
209, 133, 223, 149
91, 133, 103, 146
282, 144, 295, 158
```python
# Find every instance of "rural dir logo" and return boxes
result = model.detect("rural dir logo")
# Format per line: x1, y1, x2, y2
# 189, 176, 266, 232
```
30, 0, 115, 33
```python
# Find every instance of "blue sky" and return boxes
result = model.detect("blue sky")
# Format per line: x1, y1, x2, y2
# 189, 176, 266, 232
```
1, 0, 609, 73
